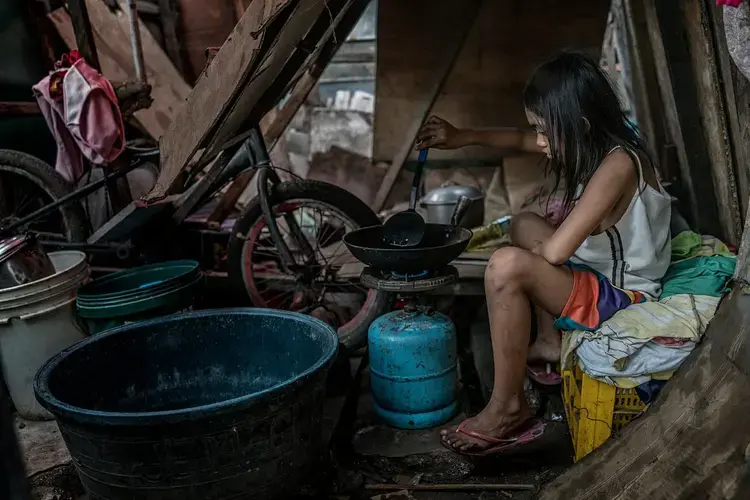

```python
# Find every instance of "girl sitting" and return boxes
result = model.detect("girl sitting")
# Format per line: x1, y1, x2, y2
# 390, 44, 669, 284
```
416, 50, 671, 456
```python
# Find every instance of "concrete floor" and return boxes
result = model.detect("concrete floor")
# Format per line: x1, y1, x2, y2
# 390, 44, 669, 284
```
341, 367, 573, 500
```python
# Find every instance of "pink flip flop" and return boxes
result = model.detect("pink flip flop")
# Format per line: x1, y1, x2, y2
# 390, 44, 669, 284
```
526, 364, 562, 386
442, 418, 546, 457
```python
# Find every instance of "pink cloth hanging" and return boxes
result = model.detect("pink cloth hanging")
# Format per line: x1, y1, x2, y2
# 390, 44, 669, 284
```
33, 55, 125, 183
717, 0, 743, 7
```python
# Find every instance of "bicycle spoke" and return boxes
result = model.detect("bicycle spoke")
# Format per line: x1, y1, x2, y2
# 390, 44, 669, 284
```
246, 198, 373, 331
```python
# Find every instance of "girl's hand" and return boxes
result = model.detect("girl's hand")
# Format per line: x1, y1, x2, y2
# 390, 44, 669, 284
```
416, 116, 465, 149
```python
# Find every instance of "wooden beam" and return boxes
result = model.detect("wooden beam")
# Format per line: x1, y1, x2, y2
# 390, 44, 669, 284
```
206, 169, 254, 224
156, 0, 185, 76
49, 1, 191, 140
736, 202, 750, 282
681, 0, 742, 245
642, 0, 721, 236
706, 0, 750, 221
150, 0, 328, 200
262, 0, 372, 150
66, 0, 100, 69
0, 102, 40, 116
204, 0, 368, 225
540, 286, 750, 498
622, 0, 664, 159
372, 0, 482, 212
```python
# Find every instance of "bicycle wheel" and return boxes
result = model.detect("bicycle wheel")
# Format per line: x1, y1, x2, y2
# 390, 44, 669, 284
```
0, 150, 89, 242
228, 179, 390, 351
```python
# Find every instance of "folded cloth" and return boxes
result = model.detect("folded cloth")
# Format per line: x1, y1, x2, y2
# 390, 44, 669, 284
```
562, 234, 734, 390
661, 255, 735, 299
561, 294, 721, 376
671, 231, 733, 260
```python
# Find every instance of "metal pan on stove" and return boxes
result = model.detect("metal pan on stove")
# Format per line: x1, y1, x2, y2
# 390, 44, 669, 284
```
343, 196, 474, 274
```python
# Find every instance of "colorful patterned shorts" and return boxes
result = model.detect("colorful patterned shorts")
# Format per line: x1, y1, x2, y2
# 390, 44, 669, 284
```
553, 262, 647, 331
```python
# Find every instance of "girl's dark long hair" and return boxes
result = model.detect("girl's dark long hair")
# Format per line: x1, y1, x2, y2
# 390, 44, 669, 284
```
522, 50, 654, 209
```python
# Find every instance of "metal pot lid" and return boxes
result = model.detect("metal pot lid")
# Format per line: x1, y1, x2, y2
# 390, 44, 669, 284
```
420, 185, 484, 205
0, 234, 29, 262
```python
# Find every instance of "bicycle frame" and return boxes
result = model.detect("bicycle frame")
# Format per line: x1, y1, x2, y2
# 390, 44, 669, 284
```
214, 127, 318, 274
0, 126, 318, 273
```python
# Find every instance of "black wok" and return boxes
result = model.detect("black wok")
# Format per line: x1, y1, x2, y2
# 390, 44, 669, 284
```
343, 196, 473, 274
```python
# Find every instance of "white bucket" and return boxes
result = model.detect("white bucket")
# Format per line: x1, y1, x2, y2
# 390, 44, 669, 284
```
0, 251, 89, 420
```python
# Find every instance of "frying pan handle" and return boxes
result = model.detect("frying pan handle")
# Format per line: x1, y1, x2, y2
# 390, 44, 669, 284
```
409, 148, 429, 210
451, 195, 472, 227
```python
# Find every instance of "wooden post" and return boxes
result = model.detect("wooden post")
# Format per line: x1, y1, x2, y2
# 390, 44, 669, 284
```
157, 0, 185, 76
688, 0, 742, 244
372, 0, 482, 212
642, 0, 722, 237
151, 0, 332, 201
262, 0, 373, 150
206, 0, 372, 225
705, 0, 750, 220
622, 0, 664, 157
735, 203, 750, 282
67, 0, 100, 69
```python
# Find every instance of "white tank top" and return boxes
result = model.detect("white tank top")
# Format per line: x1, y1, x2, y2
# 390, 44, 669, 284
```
569, 147, 672, 298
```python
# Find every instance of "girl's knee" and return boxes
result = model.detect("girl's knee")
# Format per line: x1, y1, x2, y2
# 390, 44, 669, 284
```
485, 247, 530, 291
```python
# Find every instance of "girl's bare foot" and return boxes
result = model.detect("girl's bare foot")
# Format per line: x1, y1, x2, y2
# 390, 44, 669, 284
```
440, 397, 531, 452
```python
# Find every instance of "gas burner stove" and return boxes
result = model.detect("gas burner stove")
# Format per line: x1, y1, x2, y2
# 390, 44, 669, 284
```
360, 266, 457, 293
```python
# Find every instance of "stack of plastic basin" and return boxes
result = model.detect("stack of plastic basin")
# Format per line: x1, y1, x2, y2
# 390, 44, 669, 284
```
76, 260, 203, 335
0, 251, 89, 420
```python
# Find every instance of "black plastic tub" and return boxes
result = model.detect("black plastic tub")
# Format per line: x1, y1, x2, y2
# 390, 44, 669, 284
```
34, 309, 339, 500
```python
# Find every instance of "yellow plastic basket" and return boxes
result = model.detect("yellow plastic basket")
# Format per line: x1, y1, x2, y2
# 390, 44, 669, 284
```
562, 365, 646, 461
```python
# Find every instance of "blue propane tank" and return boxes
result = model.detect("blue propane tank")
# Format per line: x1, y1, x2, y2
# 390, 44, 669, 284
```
368, 308, 458, 429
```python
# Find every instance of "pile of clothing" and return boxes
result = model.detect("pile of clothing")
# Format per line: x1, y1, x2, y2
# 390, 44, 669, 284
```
561, 231, 735, 403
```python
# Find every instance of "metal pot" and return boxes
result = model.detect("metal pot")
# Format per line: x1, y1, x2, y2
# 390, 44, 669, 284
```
420, 185, 485, 228
0, 234, 55, 290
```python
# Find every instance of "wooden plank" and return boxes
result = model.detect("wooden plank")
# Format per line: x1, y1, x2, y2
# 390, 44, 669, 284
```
338, 252, 492, 280
67, 0, 100, 69
680, 0, 742, 245
622, 0, 664, 158
372, 0, 481, 212
48, 1, 191, 140
198, 0, 337, 160
206, 0, 372, 225
262, 0, 372, 150
706, 1, 750, 221
206, 169, 254, 223
735, 203, 750, 282
156, 0, 185, 75
539, 287, 750, 499
151, 0, 318, 200
642, 0, 721, 236
0, 102, 40, 116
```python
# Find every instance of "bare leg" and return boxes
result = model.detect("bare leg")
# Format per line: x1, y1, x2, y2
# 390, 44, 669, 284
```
509, 212, 562, 365
442, 247, 573, 451
527, 306, 561, 364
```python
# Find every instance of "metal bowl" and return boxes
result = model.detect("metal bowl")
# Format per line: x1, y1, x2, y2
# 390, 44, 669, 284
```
0, 234, 56, 290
